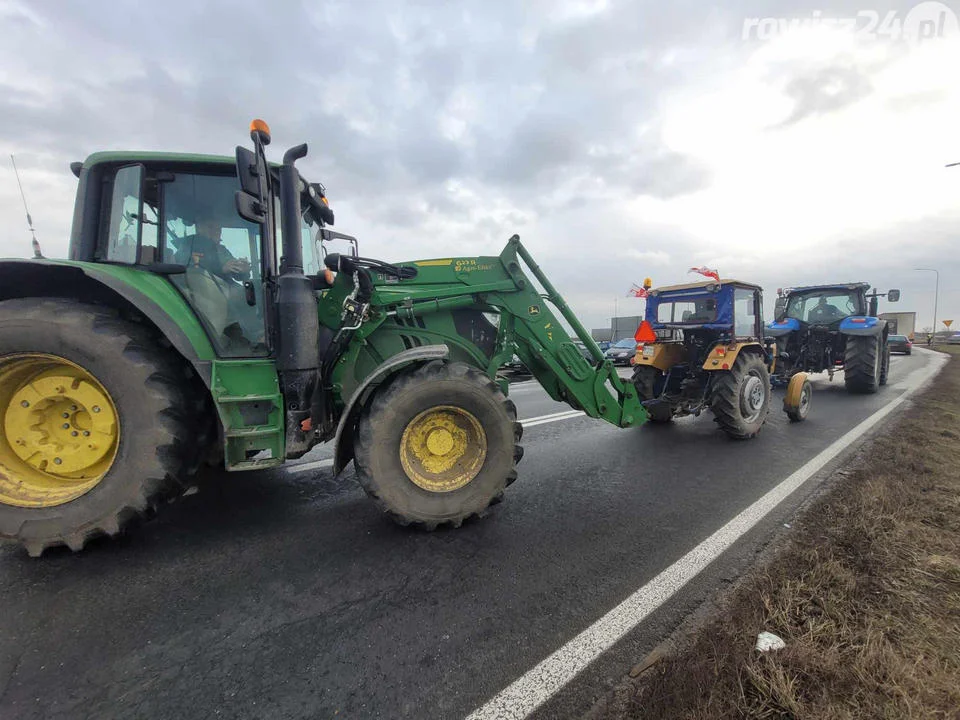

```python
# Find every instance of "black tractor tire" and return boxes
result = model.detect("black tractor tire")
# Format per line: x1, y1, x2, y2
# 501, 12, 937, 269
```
0, 298, 204, 556
844, 335, 882, 394
354, 361, 523, 530
711, 352, 771, 440
631, 366, 673, 423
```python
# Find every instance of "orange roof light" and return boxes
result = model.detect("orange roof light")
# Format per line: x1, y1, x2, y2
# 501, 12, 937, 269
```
635, 320, 657, 343
250, 118, 272, 145
643, 277, 653, 289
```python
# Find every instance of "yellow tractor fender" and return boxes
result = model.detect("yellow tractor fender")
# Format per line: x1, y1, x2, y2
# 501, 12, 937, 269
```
700, 341, 762, 372
783, 372, 812, 422
632, 342, 685, 372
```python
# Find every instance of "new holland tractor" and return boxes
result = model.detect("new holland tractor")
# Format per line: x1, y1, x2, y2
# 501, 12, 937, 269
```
631, 278, 811, 437
0, 120, 652, 555
766, 283, 900, 394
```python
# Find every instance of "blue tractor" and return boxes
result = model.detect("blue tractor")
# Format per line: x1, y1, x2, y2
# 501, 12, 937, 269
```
766, 283, 900, 394
631, 278, 810, 438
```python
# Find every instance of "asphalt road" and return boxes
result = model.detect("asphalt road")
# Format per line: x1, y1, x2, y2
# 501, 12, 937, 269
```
0, 350, 940, 720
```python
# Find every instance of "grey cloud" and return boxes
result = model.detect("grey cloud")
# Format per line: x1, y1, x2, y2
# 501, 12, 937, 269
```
775, 60, 876, 127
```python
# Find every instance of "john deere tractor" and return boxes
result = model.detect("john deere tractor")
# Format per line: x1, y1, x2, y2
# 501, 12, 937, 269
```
0, 120, 650, 555
766, 283, 900, 394
631, 278, 811, 437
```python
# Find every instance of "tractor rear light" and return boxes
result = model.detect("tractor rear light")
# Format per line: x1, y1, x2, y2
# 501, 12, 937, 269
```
851, 318, 867, 323
715, 347, 726, 357
721, 363, 729, 370
835, 359, 844, 365
635, 321, 657, 343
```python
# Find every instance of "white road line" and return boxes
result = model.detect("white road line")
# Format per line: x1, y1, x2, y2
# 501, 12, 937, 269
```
284, 411, 585, 475
466, 351, 947, 720
521, 409, 581, 422
521, 410, 585, 427
286, 458, 335, 474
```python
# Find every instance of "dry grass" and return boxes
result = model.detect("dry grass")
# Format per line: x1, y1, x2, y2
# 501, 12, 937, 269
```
602, 349, 960, 720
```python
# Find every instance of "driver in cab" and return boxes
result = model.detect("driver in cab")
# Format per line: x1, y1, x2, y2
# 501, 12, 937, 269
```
808, 296, 843, 322
177, 216, 251, 281
173, 211, 261, 350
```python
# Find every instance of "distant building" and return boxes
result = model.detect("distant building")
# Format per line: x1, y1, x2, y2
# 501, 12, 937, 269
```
611, 315, 642, 341
591, 328, 613, 342
879, 311, 917, 339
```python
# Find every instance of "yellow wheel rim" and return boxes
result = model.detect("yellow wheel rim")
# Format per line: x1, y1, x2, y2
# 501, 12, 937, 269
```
399, 405, 487, 493
0, 353, 120, 508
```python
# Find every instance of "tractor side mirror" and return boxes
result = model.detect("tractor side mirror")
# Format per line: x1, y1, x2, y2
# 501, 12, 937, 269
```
234, 145, 267, 223
235, 147, 261, 196
887, 289, 900, 302
235, 191, 266, 224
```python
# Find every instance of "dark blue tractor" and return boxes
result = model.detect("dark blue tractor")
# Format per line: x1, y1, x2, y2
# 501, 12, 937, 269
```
766, 283, 900, 394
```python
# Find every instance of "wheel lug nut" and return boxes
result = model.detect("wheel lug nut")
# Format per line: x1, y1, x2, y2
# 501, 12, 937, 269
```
62, 423, 70, 429
71, 431, 79, 437
92, 406, 101, 413
20, 401, 29, 408
53, 458, 62, 465
71, 405, 78, 411
83, 431, 90, 437
62, 412, 70, 418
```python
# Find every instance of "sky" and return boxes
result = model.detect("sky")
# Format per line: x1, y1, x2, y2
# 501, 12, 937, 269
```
1, 0, 959, 333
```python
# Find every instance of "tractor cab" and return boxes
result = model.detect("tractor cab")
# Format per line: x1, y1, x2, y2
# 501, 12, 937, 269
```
643, 279, 764, 340
769, 283, 870, 334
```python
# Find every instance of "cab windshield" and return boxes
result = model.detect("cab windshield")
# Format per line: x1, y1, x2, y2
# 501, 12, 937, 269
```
786, 291, 860, 324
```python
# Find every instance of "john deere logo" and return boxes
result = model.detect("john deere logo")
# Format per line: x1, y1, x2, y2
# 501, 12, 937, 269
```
528, 305, 541, 316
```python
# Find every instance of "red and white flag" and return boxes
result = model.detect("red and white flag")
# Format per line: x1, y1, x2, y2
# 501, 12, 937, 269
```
688, 266, 720, 282
627, 284, 649, 298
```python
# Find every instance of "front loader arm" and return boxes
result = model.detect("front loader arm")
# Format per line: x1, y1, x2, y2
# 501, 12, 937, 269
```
493, 236, 647, 428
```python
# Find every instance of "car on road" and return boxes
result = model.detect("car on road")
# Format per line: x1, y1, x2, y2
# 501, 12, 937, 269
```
604, 338, 638, 365
501, 354, 531, 376
945, 333, 960, 345
887, 334, 912, 355
572, 339, 595, 362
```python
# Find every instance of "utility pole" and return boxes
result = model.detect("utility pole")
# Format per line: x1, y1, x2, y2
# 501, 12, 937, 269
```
914, 268, 939, 343
613, 296, 619, 339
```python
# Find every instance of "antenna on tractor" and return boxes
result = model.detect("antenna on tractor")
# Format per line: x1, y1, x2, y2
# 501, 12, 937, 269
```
10, 154, 43, 258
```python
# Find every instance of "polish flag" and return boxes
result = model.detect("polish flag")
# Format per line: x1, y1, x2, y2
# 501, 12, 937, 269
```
627, 284, 649, 298
688, 266, 720, 282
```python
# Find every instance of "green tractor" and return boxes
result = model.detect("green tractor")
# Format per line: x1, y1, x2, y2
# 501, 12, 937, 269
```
0, 120, 649, 555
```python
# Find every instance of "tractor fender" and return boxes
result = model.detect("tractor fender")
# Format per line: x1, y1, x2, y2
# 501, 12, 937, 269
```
332, 344, 450, 474
0, 259, 216, 386
838, 316, 885, 337
702, 341, 764, 371
632, 342, 685, 371
766, 317, 799, 337
784, 371, 811, 409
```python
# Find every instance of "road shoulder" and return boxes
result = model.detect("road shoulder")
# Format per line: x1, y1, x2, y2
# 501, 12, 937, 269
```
589, 348, 960, 719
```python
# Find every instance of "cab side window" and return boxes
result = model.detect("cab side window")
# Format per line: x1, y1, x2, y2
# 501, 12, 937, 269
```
735, 288, 758, 337
103, 164, 159, 264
